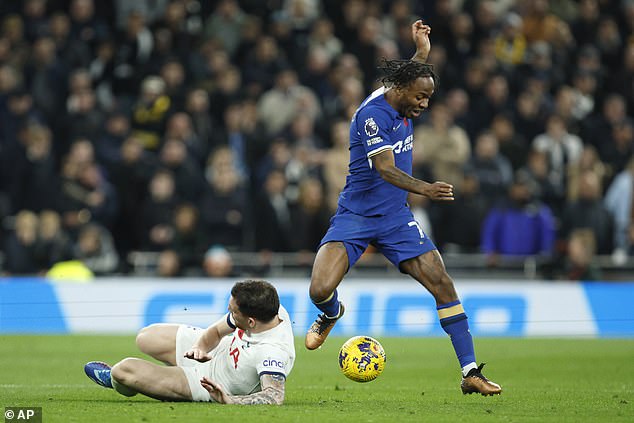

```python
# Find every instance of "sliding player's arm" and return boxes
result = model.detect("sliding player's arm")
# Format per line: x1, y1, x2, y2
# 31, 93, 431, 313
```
184, 314, 234, 362
200, 373, 286, 405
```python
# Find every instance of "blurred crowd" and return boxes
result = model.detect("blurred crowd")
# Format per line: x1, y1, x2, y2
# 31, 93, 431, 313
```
1, 0, 633, 280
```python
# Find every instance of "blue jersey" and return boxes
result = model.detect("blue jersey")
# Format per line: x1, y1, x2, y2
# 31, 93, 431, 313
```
338, 87, 414, 216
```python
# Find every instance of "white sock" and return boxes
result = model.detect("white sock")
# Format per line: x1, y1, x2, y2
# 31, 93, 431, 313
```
462, 362, 478, 377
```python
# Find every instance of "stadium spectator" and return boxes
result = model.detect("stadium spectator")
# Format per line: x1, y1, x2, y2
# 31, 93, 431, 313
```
519, 149, 565, 219
137, 169, 178, 251
84, 280, 294, 404
608, 42, 634, 113
2, 210, 40, 275
257, 68, 321, 137
566, 145, 607, 202
307, 17, 343, 63
532, 114, 583, 191
289, 177, 331, 252
203, 0, 246, 57
183, 88, 216, 158
481, 170, 556, 260
558, 228, 603, 281
158, 138, 204, 203
108, 135, 157, 255
601, 119, 634, 177
494, 12, 526, 69
463, 131, 513, 209
521, 0, 568, 44
131, 76, 171, 151
72, 223, 119, 275
604, 158, 634, 263
582, 94, 628, 161
199, 146, 249, 250
34, 209, 72, 271
156, 249, 181, 277
202, 245, 234, 278
254, 169, 293, 253
112, 10, 154, 99
413, 100, 471, 192
490, 112, 528, 171
9, 123, 59, 213
207, 64, 242, 126
164, 112, 205, 164
169, 203, 206, 273
559, 170, 614, 255
242, 35, 288, 97
322, 118, 350, 212
436, 172, 488, 254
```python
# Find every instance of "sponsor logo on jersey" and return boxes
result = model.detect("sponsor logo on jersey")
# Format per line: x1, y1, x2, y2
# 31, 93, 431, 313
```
393, 134, 413, 154
263, 359, 286, 368
366, 136, 382, 146
364, 117, 379, 136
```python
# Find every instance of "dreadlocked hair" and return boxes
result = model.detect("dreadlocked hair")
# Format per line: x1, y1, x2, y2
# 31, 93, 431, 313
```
378, 58, 437, 89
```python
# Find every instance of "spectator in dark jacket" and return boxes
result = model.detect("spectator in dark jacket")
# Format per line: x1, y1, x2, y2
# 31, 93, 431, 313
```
481, 171, 556, 262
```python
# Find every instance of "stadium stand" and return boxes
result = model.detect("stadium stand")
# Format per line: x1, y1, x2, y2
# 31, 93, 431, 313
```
1, 0, 634, 280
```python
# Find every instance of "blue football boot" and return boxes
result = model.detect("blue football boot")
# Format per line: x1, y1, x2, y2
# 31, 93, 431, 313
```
84, 361, 113, 389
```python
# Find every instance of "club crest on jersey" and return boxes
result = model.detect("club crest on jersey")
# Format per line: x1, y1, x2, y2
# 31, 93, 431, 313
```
364, 117, 379, 137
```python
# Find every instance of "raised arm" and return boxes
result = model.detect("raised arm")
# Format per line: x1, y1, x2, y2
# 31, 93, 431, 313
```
200, 373, 286, 405
410, 20, 431, 63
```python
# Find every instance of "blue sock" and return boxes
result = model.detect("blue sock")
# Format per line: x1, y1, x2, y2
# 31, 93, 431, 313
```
313, 289, 340, 318
437, 300, 476, 370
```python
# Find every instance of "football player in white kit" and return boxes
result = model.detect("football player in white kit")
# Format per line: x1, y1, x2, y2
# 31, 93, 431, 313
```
84, 280, 295, 405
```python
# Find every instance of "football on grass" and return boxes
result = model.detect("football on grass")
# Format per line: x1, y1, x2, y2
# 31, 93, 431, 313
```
338, 336, 386, 382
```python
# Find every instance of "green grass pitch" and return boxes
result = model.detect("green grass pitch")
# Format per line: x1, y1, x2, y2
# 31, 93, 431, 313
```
1, 335, 632, 422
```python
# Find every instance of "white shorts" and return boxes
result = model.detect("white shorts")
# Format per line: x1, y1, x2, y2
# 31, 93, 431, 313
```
176, 325, 214, 402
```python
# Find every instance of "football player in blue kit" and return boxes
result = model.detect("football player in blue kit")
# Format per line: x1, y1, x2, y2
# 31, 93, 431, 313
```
305, 20, 501, 396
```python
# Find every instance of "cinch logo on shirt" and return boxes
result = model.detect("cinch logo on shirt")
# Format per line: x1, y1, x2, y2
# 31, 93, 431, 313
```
364, 118, 379, 136
393, 134, 413, 154
262, 359, 285, 368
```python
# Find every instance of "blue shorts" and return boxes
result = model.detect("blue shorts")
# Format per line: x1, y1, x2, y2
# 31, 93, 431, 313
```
320, 206, 437, 271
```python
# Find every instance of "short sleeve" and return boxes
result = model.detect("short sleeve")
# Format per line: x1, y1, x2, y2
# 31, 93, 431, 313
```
225, 312, 236, 329
255, 345, 291, 378
356, 107, 394, 158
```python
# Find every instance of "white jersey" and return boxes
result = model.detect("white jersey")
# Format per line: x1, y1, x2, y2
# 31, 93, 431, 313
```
208, 305, 295, 396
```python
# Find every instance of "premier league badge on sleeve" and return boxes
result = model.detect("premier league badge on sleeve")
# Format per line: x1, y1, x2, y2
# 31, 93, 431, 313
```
364, 117, 379, 137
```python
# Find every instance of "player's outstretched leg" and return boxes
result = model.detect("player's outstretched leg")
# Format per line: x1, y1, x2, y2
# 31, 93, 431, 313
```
401, 251, 502, 396
461, 363, 502, 396
305, 300, 345, 350
305, 242, 349, 350
84, 361, 113, 389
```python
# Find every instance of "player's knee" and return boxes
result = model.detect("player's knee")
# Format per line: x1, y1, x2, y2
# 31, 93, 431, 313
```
111, 358, 136, 383
135, 327, 153, 353
309, 283, 333, 303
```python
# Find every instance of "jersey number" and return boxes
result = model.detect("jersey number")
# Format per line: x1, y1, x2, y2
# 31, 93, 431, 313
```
408, 221, 424, 239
